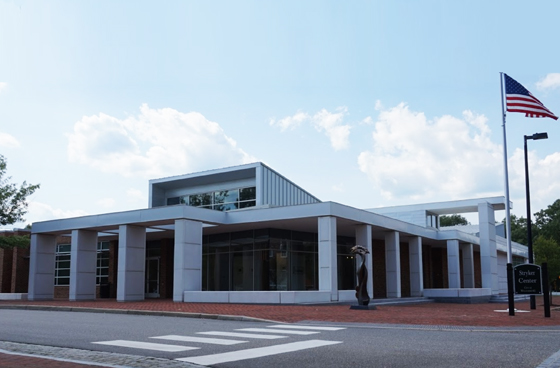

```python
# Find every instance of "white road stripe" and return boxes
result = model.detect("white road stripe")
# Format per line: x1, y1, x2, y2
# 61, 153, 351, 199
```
236, 328, 319, 335
152, 335, 247, 346
267, 324, 346, 331
177, 339, 342, 365
92, 340, 199, 352
197, 331, 287, 339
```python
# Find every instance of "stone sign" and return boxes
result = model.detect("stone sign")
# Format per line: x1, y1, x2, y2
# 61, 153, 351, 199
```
514, 264, 542, 295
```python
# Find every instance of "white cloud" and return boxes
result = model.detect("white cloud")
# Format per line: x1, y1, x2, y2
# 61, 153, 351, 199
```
536, 73, 560, 91
270, 107, 352, 150
269, 111, 309, 131
26, 202, 89, 225
67, 104, 256, 178
361, 116, 374, 125
311, 108, 351, 151
0, 132, 20, 148
0, 82, 6, 93
508, 149, 560, 216
358, 103, 503, 202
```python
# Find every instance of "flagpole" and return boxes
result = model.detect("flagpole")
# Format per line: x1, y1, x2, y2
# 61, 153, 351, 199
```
500, 72, 515, 317
500, 72, 513, 264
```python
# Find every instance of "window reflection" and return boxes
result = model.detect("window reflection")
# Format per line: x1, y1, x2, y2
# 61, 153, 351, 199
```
202, 229, 321, 292
167, 186, 256, 212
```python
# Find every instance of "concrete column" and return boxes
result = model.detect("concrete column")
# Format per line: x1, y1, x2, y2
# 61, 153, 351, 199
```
69, 230, 98, 301
385, 231, 401, 298
318, 216, 338, 301
478, 202, 498, 293
461, 243, 475, 288
447, 240, 461, 289
174, 219, 203, 302
409, 236, 423, 297
28, 234, 56, 300
117, 225, 146, 302
355, 224, 373, 299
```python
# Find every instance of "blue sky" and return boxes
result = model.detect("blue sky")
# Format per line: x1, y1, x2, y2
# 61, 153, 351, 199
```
1, 0, 559, 228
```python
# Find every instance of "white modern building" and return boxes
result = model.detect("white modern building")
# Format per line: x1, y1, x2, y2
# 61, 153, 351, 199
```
28, 162, 527, 304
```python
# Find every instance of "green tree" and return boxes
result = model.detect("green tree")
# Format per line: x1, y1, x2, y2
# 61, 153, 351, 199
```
533, 236, 560, 303
0, 155, 40, 226
439, 214, 469, 227
505, 214, 529, 245
534, 199, 560, 246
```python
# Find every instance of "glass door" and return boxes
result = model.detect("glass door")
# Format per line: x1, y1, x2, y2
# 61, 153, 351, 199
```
145, 257, 160, 298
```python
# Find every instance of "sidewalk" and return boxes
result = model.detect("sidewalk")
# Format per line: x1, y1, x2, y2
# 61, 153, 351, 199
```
0, 297, 558, 367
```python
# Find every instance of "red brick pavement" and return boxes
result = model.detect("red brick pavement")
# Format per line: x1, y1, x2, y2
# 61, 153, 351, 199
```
0, 351, 104, 368
1, 297, 559, 367
1, 297, 559, 326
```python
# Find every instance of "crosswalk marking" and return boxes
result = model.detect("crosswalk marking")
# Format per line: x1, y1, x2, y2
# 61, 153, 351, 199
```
176, 339, 342, 365
236, 328, 319, 335
197, 331, 288, 339
267, 324, 346, 331
152, 335, 247, 346
91, 340, 199, 352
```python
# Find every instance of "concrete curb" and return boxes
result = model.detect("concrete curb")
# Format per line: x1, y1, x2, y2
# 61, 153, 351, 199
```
0, 304, 278, 323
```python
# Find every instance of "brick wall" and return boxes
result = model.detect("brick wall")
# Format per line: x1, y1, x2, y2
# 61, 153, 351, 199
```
0, 230, 31, 293
11, 247, 29, 293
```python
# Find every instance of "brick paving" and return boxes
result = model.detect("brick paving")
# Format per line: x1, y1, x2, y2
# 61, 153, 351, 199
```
0, 351, 105, 368
1, 297, 559, 367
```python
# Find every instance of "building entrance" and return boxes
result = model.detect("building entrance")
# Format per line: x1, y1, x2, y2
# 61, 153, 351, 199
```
145, 257, 160, 298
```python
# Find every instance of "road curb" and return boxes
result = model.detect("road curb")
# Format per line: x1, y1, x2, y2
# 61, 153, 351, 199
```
0, 304, 278, 323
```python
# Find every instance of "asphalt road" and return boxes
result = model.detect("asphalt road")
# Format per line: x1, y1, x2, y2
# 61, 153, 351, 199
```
1, 310, 559, 368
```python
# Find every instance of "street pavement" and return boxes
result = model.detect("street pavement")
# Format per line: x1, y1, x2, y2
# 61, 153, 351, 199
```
0, 296, 559, 367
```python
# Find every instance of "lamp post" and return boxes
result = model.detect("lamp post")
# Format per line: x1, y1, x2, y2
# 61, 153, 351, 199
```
524, 132, 548, 310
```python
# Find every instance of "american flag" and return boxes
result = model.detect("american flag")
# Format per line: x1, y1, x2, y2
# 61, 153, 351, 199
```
504, 74, 558, 120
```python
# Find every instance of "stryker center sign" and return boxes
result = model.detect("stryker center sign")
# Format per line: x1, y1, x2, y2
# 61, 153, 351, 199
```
514, 264, 542, 295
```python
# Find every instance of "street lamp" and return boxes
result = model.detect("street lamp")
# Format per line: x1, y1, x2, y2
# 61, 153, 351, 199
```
524, 132, 548, 310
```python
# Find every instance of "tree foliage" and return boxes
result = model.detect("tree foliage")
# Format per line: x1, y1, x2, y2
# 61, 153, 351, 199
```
507, 214, 529, 245
533, 236, 560, 293
439, 214, 469, 227
0, 234, 30, 249
534, 199, 560, 247
0, 155, 40, 226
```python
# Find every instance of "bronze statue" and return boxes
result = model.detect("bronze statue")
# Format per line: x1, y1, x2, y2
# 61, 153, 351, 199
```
351, 245, 370, 306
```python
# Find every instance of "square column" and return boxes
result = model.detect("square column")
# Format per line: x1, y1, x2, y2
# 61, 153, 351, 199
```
174, 219, 203, 302
69, 230, 98, 301
461, 243, 475, 288
117, 225, 146, 302
478, 202, 498, 293
447, 240, 461, 289
28, 234, 56, 300
355, 224, 373, 298
408, 236, 423, 297
385, 231, 401, 298
318, 216, 338, 301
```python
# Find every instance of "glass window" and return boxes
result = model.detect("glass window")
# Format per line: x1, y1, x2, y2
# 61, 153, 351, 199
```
190, 193, 213, 207
337, 239, 356, 290
215, 190, 239, 204
239, 200, 256, 209
167, 197, 180, 205
55, 241, 112, 286
202, 228, 318, 292
169, 186, 256, 211
55, 244, 71, 286
239, 187, 256, 201
426, 213, 438, 228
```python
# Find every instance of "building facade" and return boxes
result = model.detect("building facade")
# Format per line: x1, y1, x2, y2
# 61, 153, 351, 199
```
28, 162, 527, 303
0, 230, 30, 296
